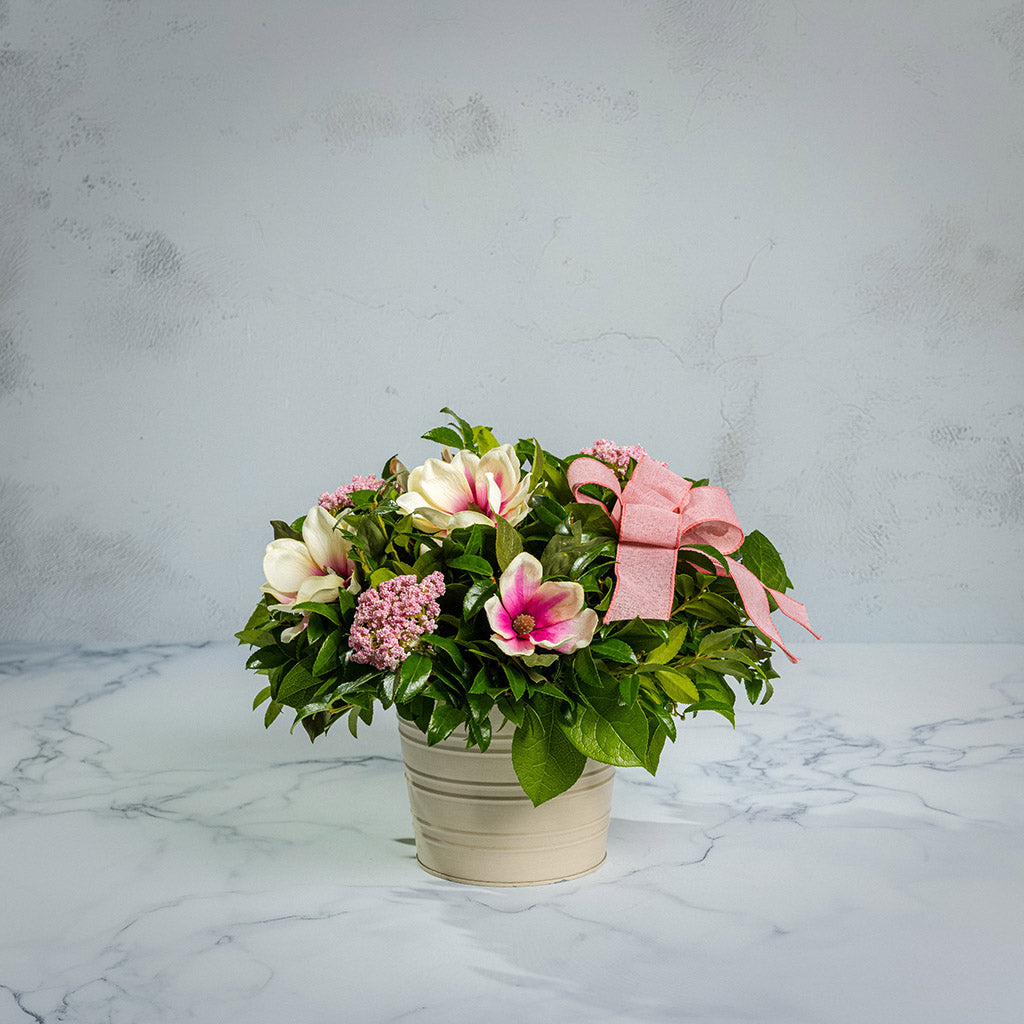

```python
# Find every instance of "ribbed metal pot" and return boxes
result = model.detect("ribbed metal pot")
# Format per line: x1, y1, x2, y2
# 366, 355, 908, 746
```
398, 714, 614, 886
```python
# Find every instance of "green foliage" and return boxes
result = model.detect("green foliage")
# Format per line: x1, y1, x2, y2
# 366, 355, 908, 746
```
236, 408, 807, 805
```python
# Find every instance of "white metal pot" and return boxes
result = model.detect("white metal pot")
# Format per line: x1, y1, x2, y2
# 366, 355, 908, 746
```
398, 714, 614, 886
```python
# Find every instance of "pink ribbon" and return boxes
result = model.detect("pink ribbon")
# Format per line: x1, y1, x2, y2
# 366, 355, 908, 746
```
567, 455, 818, 662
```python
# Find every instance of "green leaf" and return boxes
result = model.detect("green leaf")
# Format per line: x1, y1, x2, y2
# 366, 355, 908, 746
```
737, 529, 793, 592
427, 703, 465, 745
252, 685, 272, 710
369, 567, 397, 587
422, 426, 464, 448
472, 425, 500, 453
447, 553, 495, 576
511, 698, 587, 806
311, 632, 340, 677
589, 639, 637, 665
562, 697, 649, 768
653, 666, 700, 704
439, 406, 475, 447
527, 439, 546, 494
462, 579, 495, 619
270, 519, 302, 541
277, 662, 315, 704
264, 699, 284, 728
573, 646, 601, 691
646, 623, 687, 665
502, 661, 528, 701
356, 516, 387, 561
494, 515, 524, 572
395, 651, 433, 702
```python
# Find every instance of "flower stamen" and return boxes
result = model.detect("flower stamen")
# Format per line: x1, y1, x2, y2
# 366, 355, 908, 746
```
511, 613, 536, 636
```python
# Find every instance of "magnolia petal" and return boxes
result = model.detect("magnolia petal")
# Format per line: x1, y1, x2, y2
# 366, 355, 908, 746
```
483, 594, 515, 639
483, 471, 503, 517
491, 633, 536, 656
260, 583, 294, 606
295, 573, 345, 604
281, 615, 310, 643
302, 506, 353, 574
533, 608, 598, 653
478, 445, 519, 494
448, 509, 496, 530
498, 552, 543, 615
263, 539, 318, 596
408, 457, 474, 514
529, 579, 586, 626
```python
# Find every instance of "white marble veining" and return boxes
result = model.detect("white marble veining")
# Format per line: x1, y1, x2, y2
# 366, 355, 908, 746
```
1, 643, 1021, 1023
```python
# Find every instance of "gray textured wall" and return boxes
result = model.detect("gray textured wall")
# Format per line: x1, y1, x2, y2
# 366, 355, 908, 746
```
1, 1, 1022, 645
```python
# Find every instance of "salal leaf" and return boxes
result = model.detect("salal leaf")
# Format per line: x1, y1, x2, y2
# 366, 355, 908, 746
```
427, 703, 465, 745
395, 651, 433, 702
562, 697, 649, 769
312, 631, 340, 677
646, 623, 687, 665
736, 529, 793, 592
422, 426, 463, 448
653, 666, 700, 704
494, 515, 524, 572
511, 698, 587, 806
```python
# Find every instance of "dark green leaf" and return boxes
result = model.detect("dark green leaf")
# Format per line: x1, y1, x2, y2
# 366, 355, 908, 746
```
422, 426, 464, 448
271, 519, 302, 541
427, 703, 465, 745
439, 406, 475, 447
395, 651, 433, 702
312, 632, 340, 677
447, 554, 495, 576
511, 698, 587, 806
562, 697, 648, 768
736, 529, 793, 592
590, 639, 637, 664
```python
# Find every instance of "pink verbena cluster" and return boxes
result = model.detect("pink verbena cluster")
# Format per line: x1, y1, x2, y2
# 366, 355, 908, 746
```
318, 475, 385, 513
579, 440, 652, 477
349, 572, 445, 672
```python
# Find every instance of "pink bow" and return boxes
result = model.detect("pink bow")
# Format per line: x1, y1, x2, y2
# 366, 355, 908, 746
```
567, 455, 818, 662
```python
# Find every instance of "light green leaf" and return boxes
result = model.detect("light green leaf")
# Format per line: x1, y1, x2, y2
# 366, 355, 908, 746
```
646, 623, 688, 665
494, 515, 524, 572
653, 666, 700, 704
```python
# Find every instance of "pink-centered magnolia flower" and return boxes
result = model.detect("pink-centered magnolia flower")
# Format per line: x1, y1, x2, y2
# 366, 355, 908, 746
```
484, 552, 598, 657
262, 505, 359, 640
396, 445, 532, 533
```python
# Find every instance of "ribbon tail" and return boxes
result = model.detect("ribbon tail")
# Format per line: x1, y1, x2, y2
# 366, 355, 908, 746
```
766, 586, 821, 641
725, 558, 802, 663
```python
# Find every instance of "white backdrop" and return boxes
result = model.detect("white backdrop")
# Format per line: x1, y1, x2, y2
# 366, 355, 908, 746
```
1, 0, 1022, 644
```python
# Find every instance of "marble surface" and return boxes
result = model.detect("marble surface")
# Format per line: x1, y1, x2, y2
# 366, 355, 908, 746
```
1, 642, 1021, 1024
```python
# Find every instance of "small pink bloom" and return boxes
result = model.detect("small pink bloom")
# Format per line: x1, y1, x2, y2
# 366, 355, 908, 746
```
579, 440, 664, 479
319, 474, 385, 512
484, 553, 597, 658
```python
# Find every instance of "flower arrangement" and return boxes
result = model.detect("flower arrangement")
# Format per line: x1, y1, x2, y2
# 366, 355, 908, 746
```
237, 409, 817, 806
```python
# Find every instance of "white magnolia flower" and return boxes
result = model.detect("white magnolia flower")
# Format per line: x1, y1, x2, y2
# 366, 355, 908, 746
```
396, 445, 532, 533
262, 505, 358, 640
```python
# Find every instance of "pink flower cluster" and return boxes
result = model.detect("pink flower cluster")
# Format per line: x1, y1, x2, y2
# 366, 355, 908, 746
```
579, 440, 652, 477
349, 572, 445, 672
318, 475, 385, 513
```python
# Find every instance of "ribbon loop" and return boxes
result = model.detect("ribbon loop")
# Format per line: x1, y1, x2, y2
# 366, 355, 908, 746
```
568, 454, 817, 662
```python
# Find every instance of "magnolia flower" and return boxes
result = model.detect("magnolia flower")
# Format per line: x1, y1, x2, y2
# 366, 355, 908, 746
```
396, 445, 532, 533
262, 505, 358, 640
484, 552, 598, 657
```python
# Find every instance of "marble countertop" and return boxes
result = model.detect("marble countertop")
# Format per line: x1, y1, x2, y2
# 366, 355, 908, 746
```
1, 642, 1021, 1023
